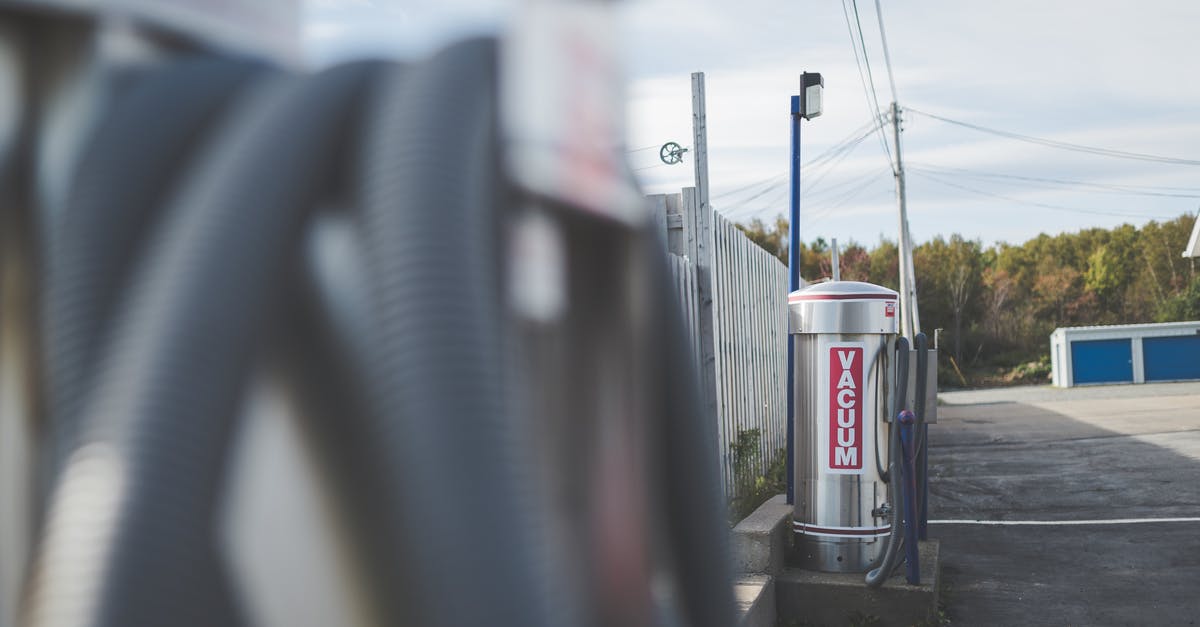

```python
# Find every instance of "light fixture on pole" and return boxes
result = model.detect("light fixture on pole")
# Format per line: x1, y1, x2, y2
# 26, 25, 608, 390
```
800, 72, 824, 120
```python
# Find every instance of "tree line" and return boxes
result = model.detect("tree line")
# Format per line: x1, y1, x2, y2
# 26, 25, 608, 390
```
737, 213, 1200, 386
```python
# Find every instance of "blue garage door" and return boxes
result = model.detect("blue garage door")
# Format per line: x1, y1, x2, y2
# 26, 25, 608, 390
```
1071, 339, 1133, 385
1143, 335, 1200, 382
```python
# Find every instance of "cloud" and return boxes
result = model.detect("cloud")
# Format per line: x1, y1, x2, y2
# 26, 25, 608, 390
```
301, 0, 1200, 244
306, 0, 376, 10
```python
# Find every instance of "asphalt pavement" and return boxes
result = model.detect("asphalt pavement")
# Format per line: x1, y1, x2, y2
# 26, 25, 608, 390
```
928, 381, 1200, 626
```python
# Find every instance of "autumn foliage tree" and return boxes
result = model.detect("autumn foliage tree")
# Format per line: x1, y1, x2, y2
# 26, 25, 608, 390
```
915, 235, 983, 363
736, 212, 1200, 384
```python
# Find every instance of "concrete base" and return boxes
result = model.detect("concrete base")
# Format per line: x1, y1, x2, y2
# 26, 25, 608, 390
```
731, 495, 790, 627
776, 540, 941, 627
731, 494, 791, 576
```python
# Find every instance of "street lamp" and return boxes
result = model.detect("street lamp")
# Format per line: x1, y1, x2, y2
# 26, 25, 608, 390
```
800, 71, 824, 120
786, 71, 822, 505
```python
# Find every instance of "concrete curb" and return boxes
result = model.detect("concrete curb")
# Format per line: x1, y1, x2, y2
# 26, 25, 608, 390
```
731, 494, 790, 627
734, 574, 775, 627
731, 494, 791, 576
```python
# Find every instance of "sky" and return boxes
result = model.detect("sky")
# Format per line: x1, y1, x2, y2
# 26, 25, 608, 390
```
303, 0, 1200, 248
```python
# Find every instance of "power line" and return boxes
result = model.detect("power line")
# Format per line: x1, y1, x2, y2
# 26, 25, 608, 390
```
872, 0, 898, 104
711, 173, 787, 201
723, 162, 887, 222
806, 165, 894, 203
718, 125, 881, 213
720, 156, 883, 219
722, 164, 893, 225
908, 108, 1200, 166
805, 119, 883, 171
841, 0, 894, 171
721, 183, 792, 219
711, 118, 883, 203
804, 183, 894, 231
638, 109, 883, 203
810, 171, 891, 215
911, 170, 1177, 219
850, 0, 886, 125
738, 178, 791, 205
803, 129, 875, 192
864, 0, 917, 338
909, 163, 1200, 199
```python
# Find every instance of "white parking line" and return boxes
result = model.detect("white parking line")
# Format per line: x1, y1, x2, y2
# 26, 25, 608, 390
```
930, 517, 1200, 526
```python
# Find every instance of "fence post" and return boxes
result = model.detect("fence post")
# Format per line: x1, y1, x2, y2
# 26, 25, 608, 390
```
662, 193, 686, 258
684, 187, 719, 473
648, 194, 669, 250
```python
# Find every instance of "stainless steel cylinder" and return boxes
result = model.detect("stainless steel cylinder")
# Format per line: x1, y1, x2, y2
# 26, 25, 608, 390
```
789, 281, 897, 572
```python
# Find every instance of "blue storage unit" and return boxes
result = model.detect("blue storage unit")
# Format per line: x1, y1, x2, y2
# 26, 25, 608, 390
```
1051, 321, 1200, 387
1143, 335, 1200, 382
1070, 339, 1133, 385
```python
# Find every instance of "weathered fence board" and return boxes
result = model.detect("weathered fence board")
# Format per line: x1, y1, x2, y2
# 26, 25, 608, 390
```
653, 190, 789, 497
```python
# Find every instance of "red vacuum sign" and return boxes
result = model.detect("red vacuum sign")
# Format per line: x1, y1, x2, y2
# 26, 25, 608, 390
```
827, 344, 864, 472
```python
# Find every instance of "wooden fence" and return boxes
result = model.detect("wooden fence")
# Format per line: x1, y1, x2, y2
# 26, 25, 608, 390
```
667, 253, 702, 365
649, 188, 789, 498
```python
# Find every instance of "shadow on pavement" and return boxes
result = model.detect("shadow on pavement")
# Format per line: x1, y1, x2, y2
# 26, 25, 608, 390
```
928, 392, 1200, 626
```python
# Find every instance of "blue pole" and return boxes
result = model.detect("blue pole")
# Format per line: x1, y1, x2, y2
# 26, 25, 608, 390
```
899, 410, 921, 585
919, 424, 929, 540
786, 95, 802, 505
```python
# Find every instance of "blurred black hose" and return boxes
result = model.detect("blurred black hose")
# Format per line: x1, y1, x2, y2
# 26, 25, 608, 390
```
43, 57, 264, 500
356, 38, 555, 627
24, 61, 380, 627
26, 35, 734, 627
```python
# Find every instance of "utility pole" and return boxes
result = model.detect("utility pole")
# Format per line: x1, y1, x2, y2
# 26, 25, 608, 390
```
831, 238, 841, 281
691, 72, 719, 468
891, 101, 919, 339
691, 73, 711, 222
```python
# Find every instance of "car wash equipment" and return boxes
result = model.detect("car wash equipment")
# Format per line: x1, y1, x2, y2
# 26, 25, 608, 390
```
788, 280, 899, 572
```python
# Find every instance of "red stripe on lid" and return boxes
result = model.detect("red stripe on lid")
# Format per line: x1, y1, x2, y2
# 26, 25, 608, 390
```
788, 293, 897, 302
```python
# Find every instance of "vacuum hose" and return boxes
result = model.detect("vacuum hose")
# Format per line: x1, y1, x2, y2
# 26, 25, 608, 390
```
25, 61, 383, 627
353, 39, 554, 627
21, 35, 734, 627
865, 335, 910, 588
42, 57, 265, 478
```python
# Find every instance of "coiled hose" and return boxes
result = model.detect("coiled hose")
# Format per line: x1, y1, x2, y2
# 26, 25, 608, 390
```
42, 56, 265, 502
354, 39, 554, 627
23, 36, 733, 627
25, 61, 383, 627
865, 335, 910, 588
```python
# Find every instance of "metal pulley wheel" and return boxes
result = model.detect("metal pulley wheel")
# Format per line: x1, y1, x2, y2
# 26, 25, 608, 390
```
659, 141, 688, 165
